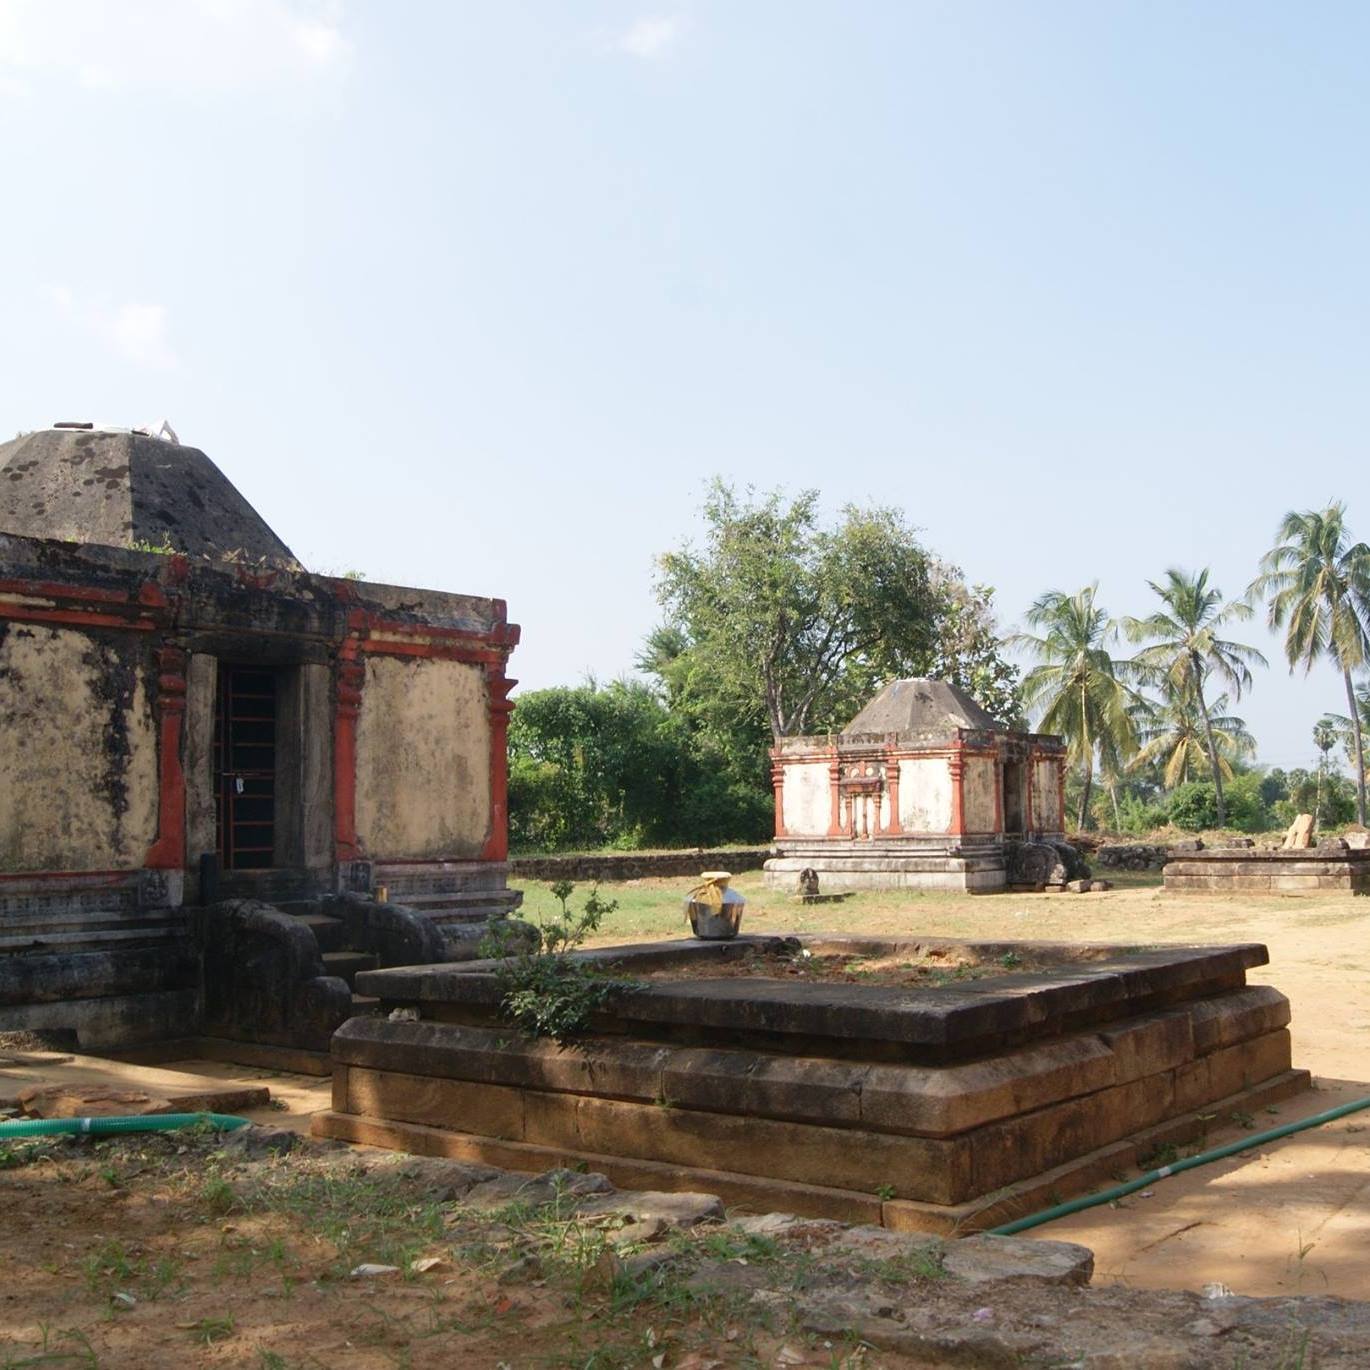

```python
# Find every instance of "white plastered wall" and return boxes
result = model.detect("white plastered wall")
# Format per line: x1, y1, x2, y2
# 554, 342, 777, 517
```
898, 757, 952, 833
781, 761, 830, 836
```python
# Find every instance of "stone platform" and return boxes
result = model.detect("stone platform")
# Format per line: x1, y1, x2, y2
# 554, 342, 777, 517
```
1164, 846, 1370, 894
764, 838, 1007, 893
312, 934, 1308, 1232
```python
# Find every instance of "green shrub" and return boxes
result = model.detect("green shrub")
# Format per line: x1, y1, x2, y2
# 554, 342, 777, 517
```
1222, 771, 1273, 833
1167, 781, 1217, 832
480, 882, 630, 1041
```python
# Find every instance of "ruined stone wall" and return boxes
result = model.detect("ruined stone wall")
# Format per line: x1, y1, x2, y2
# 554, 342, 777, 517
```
899, 757, 952, 833
0, 623, 159, 871
510, 848, 771, 882
963, 757, 997, 833
354, 656, 491, 860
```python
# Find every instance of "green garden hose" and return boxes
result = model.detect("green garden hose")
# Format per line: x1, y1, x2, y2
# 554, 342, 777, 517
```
987, 1093, 1370, 1237
0, 1112, 250, 1139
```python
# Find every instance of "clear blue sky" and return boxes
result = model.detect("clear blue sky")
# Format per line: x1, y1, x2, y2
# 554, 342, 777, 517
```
3, 1, 1367, 770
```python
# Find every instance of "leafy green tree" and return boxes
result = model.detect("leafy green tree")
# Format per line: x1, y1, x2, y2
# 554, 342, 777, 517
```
507, 679, 770, 851
652, 481, 1021, 741
1010, 585, 1141, 830
1250, 504, 1370, 824
1218, 770, 1274, 833
1123, 569, 1265, 828
1129, 691, 1254, 790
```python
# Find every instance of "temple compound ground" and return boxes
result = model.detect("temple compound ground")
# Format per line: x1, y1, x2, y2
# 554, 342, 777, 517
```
5, 875, 1370, 1366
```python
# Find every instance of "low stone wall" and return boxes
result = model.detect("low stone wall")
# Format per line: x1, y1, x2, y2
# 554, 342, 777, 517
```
509, 848, 772, 884
1165, 846, 1370, 894
1095, 839, 1217, 871
1095, 843, 1172, 871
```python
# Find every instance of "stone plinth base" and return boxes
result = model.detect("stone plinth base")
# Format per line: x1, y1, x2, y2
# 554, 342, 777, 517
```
764, 839, 1006, 893
1165, 848, 1370, 895
314, 933, 1307, 1230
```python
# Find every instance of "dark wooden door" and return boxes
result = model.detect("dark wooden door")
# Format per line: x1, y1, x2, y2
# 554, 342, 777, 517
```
214, 665, 278, 869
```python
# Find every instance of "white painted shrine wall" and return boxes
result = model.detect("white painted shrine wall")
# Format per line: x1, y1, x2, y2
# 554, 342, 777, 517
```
781, 761, 830, 835
899, 757, 952, 833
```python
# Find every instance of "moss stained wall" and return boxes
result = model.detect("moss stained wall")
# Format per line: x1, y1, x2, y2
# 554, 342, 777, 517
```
963, 757, 998, 833
1032, 756, 1062, 831
354, 656, 490, 860
0, 624, 158, 871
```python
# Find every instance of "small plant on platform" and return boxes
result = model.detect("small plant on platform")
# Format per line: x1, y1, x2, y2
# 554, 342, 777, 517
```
480, 881, 631, 1041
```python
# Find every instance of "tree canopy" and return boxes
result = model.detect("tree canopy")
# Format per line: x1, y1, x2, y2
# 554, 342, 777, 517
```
651, 480, 1021, 741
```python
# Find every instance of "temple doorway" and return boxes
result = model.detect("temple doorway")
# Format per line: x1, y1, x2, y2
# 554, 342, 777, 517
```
214, 664, 279, 870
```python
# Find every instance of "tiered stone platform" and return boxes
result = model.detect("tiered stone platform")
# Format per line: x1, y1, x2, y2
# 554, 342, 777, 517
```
312, 935, 1308, 1232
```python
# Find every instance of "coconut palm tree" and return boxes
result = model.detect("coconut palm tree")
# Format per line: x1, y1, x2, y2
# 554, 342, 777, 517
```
1010, 585, 1141, 829
1250, 504, 1370, 825
1129, 690, 1255, 790
1313, 715, 1341, 828
1123, 569, 1266, 827
1321, 679, 1370, 777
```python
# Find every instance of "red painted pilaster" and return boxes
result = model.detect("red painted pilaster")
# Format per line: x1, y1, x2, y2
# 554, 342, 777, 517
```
883, 760, 902, 835
145, 646, 187, 870
334, 641, 365, 863
827, 757, 844, 837
481, 668, 517, 862
948, 749, 966, 836
771, 759, 788, 838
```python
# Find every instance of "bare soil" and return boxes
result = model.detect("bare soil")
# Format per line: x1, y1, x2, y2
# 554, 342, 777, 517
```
4, 1127, 1369, 1369
625, 946, 1049, 987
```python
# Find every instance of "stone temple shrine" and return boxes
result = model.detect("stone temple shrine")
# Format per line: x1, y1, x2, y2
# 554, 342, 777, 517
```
764, 678, 1068, 893
0, 423, 521, 1052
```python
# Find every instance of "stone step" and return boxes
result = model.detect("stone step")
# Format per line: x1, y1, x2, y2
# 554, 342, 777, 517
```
321, 950, 380, 989
0, 926, 186, 955
218, 871, 324, 904
389, 891, 523, 914
373, 862, 510, 896
290, 911, 348, 954
0, 908, 185, 937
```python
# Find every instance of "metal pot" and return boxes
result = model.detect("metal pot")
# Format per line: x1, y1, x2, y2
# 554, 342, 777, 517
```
684, 870, 746, 940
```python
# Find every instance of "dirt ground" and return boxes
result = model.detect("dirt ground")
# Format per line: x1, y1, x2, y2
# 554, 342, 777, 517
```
5, 873, 1370, 1366
580, 871, 1370, 1303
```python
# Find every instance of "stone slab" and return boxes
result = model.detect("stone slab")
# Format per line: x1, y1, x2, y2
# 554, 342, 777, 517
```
311, 1068, 1312, 1234
309, 1109, 886, 1224
342, 1065, 971, 1203
333, 987, 1290, 1140
338, 1022, 1292, 1205
356, 939, 1270, 1061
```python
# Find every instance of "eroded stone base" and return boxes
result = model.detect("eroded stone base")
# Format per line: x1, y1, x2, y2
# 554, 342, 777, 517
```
317, 933, 1307, 1228
312, 1068, 1309, 1232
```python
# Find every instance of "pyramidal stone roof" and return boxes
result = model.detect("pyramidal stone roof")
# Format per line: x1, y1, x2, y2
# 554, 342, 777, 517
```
0, 427, 298, 567
842, 677, 1004, 736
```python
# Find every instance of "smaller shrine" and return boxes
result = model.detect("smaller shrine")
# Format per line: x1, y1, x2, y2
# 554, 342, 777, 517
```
763, 678, 1068, 893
